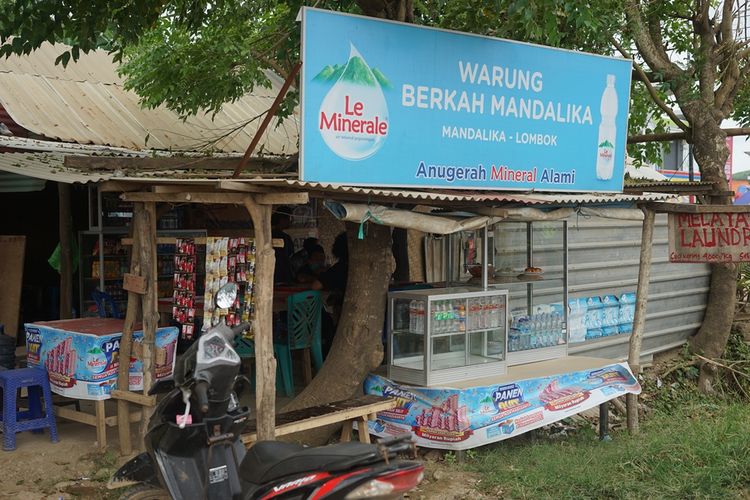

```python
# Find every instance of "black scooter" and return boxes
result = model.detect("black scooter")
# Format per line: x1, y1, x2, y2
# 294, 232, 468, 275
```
110, 283, 423, 500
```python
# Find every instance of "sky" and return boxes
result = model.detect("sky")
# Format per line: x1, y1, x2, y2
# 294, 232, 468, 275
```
728, 121, 750, 174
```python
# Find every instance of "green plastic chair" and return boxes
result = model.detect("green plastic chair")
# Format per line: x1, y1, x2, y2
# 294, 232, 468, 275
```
233, 291, 323, 398
274, 290, 324, 397
234, 336, 292, 397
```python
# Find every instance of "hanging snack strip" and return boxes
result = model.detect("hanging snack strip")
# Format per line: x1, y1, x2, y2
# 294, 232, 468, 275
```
172, 238, 197, 339
203, 237, 256, 334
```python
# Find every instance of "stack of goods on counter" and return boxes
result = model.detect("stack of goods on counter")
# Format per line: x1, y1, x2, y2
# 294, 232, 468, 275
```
508, 303, 565, 352
172, 238, 197, 339
567, 292, 636, 342
203, 237, 256, 334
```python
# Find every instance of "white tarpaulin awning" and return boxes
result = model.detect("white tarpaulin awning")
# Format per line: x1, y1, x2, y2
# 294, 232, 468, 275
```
324, 201, 649, 234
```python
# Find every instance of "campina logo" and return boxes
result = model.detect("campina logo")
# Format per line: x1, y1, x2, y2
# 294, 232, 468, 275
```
315, 43, 390, 160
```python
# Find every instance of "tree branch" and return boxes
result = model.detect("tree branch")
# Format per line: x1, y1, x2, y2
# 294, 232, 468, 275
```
694, 0, 719, 103
612, 38, 690, 133
628, 127, 750, 143
624, 0, 684, 80
719, 0, 735, 43
715, 57, 741, 117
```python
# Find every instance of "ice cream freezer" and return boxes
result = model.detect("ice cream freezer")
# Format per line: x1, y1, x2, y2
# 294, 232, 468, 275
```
25, 318, 178, 400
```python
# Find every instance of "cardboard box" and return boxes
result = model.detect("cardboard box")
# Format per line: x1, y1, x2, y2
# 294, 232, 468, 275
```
25, 318, 178, 400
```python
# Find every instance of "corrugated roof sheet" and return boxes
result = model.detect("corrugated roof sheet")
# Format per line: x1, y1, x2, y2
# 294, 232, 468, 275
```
0, 152, 108, 184
251, 180, 674, 205
0, 43, 299, 154
0, 153, 674, 206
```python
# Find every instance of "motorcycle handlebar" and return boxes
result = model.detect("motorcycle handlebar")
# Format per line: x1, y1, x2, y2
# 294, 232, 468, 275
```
231, 322, 251, 336
194, 380, 210, 414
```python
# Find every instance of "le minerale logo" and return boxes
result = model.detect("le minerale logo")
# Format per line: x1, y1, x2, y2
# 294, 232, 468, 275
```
316, 44, 390, 160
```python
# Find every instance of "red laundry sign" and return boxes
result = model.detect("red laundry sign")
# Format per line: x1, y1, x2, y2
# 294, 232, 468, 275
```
668, 212, 750, 263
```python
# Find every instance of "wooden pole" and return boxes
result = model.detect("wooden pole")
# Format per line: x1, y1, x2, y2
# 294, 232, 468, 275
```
58, 183, 72, 319
139, 202, 159, 441
627, 207, 655, 434
117, 203, 144, 455
243, 196, 277, 440
233, 61, 302, 178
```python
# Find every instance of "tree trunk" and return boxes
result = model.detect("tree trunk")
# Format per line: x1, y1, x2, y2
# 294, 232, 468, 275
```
283, 222, 394, 443
688, 119, 739, 393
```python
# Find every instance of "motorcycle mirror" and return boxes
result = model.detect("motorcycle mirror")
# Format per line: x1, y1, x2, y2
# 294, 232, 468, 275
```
215, 282, 238, 309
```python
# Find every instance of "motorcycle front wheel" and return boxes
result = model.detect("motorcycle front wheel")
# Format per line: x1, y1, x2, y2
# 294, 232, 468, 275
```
119, 484, 170, 500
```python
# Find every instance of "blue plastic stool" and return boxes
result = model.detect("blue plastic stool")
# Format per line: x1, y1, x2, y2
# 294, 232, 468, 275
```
0, 368, 59, 451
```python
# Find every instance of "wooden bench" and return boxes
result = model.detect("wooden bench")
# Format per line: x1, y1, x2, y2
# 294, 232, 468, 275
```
241, 394, 397, 446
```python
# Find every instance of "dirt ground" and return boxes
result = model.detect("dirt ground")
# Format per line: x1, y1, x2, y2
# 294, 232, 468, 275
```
0, 406, 482, 500
0, 417, 123, 499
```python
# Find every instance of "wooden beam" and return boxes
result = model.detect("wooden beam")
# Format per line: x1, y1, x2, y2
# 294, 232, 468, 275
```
121, 191, 309, 206
65, 155, 284, 171
122, 192, 249, 204
151, 184, 216, 194
644, 202, 750, 213
243, 197, 276, 441
627, 207, 655, 435
99, 180, 147, 192
215, 180, 269, 193
111, 389, 156, 407
241, 396, 398, 444
55, 406, 97, 426
256, 192, 309, 205
234, 61, 302, 178
121, 236, 285, 248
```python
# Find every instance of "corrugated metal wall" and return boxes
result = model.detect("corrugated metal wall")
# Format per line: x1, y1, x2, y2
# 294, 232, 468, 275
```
565, 214, 710, 362
434, 214, 711, 363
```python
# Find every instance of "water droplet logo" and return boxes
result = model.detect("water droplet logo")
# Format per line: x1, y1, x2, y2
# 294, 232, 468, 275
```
316, 44, 390, 161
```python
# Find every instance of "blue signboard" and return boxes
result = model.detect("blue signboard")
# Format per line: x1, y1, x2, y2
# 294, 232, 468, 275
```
300, 8, 632, 192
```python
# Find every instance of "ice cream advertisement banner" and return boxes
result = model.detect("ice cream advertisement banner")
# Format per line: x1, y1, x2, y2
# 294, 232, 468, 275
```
300, 8, 632, 192
25, 323, 179, 400
363, 362, 640, 450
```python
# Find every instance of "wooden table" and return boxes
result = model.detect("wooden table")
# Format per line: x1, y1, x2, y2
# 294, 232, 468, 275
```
241, 394, 398, 445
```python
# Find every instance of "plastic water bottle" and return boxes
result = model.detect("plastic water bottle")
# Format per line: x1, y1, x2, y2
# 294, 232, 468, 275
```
596, 74, 618, 180
433, 302, 442, 333
431, 302, 440, 334
414, 301, 424, 334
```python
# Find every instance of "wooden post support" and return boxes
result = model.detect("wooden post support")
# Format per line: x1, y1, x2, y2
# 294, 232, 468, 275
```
58, 183, 73, 319
233, 61, 302, 178
95, 400, 107, 450
627, 207, 655, 434
139, 202, 159, 442
243, 196, 277, 441
117, 203, 144, 456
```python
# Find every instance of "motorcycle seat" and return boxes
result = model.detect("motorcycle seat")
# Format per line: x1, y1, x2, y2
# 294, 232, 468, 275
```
240, 440, 381, 484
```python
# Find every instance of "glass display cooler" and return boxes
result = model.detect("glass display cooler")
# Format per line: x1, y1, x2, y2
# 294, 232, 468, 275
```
447, 221, 569, 366
387, 288, 508, 386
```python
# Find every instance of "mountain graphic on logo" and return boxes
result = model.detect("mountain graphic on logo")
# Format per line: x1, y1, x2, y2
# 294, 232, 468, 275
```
598, 139, 614, 148
480, 395, 493, 404
313, 45, 391, 89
